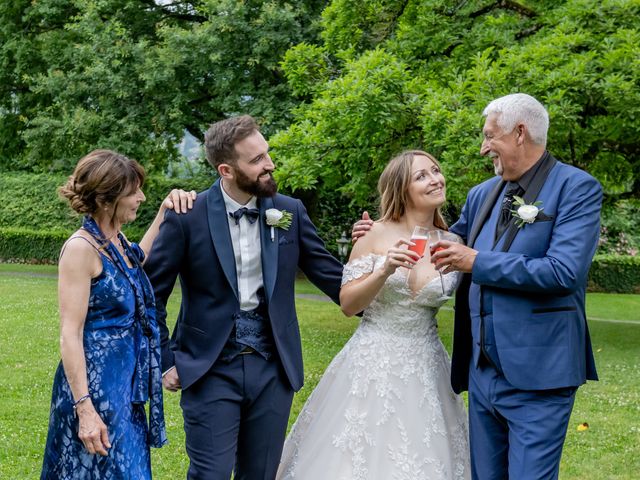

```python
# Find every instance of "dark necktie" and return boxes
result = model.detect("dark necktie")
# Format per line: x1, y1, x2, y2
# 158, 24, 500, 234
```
495, 183, 523, 241
229, 207, 260, 225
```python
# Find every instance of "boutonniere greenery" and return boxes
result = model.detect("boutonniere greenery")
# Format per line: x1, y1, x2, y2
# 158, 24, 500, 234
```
511, 196, 543, 228
265, 208, 292, 241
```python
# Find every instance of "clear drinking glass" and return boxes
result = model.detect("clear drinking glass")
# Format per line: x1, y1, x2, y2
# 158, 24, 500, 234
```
427, 230, 463, 296
408, 226, 430, 257
426, 229, 446, 295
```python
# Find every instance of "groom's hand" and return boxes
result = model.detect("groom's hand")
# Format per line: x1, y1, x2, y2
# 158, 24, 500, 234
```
430, 241, 478, 274
351, 211, 374, 243
162, 367, 182, 392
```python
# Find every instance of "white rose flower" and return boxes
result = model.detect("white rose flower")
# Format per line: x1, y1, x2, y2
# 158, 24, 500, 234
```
517, 204, 539, 224
265, 208, 284, 226
264, 208, 292, 241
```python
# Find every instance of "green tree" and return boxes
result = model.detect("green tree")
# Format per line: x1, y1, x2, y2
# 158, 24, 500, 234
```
272, 0, 640, 220
0, 0, 327, 172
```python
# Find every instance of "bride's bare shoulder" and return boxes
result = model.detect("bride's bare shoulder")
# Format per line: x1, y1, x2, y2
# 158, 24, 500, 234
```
350, 221, 397, 259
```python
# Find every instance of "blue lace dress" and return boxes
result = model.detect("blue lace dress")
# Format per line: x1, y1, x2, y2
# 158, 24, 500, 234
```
41, 241, 166, 479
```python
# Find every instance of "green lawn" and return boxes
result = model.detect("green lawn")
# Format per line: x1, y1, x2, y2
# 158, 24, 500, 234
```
0, 266, 638, 478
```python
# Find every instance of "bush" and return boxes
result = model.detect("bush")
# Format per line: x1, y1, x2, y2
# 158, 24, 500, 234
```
0, 171, 218, 263
0, 173, 76, 231
588, 255, 640, 294
0, 171, 217, 241
0, 228, 70, 264
598, 199, 640, 256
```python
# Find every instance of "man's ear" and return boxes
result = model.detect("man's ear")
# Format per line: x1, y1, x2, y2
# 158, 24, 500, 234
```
516, 123, 527, 145
218, 163, 233, 179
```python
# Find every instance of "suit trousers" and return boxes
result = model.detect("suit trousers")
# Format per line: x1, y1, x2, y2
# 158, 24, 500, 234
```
468, 356, 576, 480
180, 353, 294, 480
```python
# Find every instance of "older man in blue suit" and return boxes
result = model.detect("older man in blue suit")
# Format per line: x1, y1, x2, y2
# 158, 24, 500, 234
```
145, 115, 343, 479
431, 93, 602, 479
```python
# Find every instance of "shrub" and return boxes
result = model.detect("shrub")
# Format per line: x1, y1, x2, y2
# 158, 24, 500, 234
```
0, 173, 76, 231
0, 228, 70, 264
588, 255, 640, 294
0, 171, 216, 238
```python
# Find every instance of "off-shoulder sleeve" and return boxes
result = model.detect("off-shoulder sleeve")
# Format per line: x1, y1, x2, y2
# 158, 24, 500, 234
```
341, 254, 377, 286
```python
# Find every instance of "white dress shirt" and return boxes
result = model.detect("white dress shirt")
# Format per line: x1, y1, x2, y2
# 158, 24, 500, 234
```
220, 183, 264, 311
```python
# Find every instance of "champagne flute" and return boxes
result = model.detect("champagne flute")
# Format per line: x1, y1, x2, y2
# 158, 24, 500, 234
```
408, 226, 429, 257
405, 226, 429, 287
428, 230, 463, 296
426, 229, 446, 295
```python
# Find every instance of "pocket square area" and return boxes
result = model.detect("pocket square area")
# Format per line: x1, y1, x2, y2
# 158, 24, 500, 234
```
278, 236, 295, 246
536, 211, 554, 222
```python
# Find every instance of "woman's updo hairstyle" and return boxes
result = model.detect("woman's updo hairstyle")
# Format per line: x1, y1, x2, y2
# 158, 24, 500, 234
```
59, 149, 145, 215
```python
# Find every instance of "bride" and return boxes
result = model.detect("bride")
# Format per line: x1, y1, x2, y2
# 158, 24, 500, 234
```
277, 150, 470, 480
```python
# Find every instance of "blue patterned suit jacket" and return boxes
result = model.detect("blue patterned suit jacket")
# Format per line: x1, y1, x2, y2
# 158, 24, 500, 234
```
449, 153, 601, 393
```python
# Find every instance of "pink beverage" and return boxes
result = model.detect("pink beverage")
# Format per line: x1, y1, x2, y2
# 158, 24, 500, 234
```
409, 236, 428, 256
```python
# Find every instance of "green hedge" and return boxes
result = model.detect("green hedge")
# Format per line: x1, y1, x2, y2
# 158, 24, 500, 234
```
0, 171, 216, 238
0, 227, 70, 264
0, 172, 217, 264
588, 254, 640, 294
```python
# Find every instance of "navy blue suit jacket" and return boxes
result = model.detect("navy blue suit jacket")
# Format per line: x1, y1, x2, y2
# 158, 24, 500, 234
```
449, 154, 601, 393
145, 179, 343, 391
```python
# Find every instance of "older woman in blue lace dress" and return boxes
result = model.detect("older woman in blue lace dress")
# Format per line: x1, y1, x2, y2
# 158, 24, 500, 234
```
41, 150, 195, 479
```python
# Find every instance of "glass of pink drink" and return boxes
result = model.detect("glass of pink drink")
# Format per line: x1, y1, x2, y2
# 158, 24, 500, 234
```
405, 226, 429, 287
408, 226, 430, 257
426, 229, 446, 295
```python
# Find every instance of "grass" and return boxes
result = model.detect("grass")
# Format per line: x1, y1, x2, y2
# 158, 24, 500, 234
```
0, 266, 638, 478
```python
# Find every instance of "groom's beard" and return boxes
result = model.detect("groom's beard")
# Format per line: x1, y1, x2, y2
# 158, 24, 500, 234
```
234, 166, 278, 198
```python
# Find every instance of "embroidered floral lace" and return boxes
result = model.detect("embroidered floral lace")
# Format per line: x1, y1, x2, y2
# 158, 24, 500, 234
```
277, 254, 470, 479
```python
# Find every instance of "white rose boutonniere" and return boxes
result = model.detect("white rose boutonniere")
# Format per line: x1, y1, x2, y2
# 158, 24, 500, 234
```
265, 208, 292, 241
511, 196, 543, 228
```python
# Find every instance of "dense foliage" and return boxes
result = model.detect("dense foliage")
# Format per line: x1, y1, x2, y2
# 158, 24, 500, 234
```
0, 171, 215, 242
588, 254, 640, 294
271, 0, 640, 229
0, 227, 68, 264
0, 0, 327, 172
0, 0, 638, 261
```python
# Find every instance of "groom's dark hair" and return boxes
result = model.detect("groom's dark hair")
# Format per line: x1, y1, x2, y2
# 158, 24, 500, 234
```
204, 115, 260, 169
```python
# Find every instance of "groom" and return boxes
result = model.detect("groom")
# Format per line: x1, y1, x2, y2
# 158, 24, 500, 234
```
145, 115, 343, 479
431, 93, 602, 479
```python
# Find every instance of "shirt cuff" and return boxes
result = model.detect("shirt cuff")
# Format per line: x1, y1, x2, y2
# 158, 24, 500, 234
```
162, 366, 176, 377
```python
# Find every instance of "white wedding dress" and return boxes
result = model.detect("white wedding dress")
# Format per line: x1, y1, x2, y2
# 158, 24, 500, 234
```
277, 254, 470, 480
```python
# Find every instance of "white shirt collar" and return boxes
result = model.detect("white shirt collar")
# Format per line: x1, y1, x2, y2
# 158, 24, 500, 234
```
220, 180, 258, 212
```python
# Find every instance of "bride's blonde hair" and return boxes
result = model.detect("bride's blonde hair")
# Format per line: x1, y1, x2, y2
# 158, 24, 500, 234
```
377, 150, 448, 230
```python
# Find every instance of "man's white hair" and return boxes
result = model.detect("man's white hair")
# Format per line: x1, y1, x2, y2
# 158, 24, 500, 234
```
483, 93, 549, 146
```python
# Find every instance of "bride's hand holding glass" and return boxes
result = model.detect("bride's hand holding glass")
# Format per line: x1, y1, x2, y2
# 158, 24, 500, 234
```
382, 239, 421, 276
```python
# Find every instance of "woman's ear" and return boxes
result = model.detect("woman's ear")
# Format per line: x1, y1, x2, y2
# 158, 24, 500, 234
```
96, 200, 110, 213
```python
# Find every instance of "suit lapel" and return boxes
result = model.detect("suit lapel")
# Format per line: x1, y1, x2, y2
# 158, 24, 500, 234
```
468, 178, 505, 248
500, 151, 558, 252
259, 196, 278, 303
207, 180, 239, 300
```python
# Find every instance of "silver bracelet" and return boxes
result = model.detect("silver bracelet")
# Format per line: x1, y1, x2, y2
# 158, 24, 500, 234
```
72, 393, 91, 417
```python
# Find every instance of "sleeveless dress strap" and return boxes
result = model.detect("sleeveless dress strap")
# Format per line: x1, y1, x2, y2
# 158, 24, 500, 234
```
60, 235, 102, 258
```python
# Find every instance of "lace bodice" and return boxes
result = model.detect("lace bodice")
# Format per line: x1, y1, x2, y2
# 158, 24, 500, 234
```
278, 255, 470, 480
342, 254, 461, 338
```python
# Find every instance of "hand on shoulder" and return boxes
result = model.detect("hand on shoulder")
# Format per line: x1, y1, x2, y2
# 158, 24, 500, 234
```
348, 221, 386, 261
